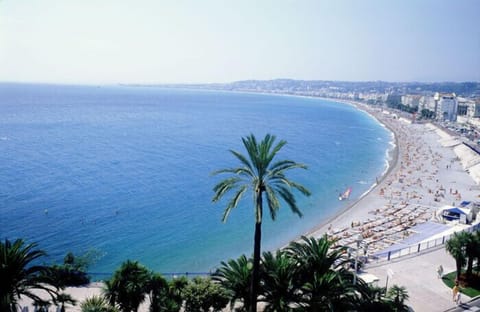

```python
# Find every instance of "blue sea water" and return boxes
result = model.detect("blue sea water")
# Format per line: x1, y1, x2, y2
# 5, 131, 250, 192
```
0, 83, 392, 275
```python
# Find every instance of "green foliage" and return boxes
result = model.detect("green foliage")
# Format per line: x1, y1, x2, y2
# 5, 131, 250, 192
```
2, 234, 410, 312
354, 283, 393, 311
0, 238, 58, 312
81, 295, 119, 312
260, 250, 300, 312
442, 270, 480, 298
444, 231, 480, 281
182, 277, 229, 312
47, 264, 90, 287
286, 235, 350, 287
420, 108, 435, 119
386, 285, 409, 312
168, 276, 188, 304
446, 232, 467, 279
212, 133, 310, 312
103, 260, 150, 312
213, 235, 407, 311
45, 249, 103, 287
465, 231, 480, 278
53, 293, 77, 312
147, 274, 186, 312
213, 255, 252, 311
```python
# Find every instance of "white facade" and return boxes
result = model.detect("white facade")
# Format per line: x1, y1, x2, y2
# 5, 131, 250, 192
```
434, 93, 458, 121
401, 95, 421, 109
457, 97, 479, 118
418, 95, 436, 112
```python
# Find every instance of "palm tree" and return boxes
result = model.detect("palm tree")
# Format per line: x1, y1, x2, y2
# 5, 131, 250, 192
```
54, 292, 77, 312
0, 238, 58, 312
81, 295, 119, 312
445, 232, 468, 279
168, 276, 188, 309
147, 273, 168, 312
103, 260, 151, 312
213, 255, 253, 311
212, 134, 310, 312
301, 271, 357, 311
464, 231, 480, 279
354, 283, 392, 312
147, 273, 186, 312
286, 235, 356, 310
386, 285, 409, 312
473, 231, 480, 274
260, 250, 300, 312
286, 235, 349, 285
182, 277, 229, 312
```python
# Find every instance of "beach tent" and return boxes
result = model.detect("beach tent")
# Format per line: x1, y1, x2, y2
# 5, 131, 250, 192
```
441, 207, 472, 224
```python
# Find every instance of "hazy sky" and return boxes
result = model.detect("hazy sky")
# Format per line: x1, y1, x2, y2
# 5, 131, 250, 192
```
1, 0, 479, 84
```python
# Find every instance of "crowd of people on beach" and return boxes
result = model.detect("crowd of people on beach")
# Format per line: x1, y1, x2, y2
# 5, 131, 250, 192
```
325, 108, 473, 258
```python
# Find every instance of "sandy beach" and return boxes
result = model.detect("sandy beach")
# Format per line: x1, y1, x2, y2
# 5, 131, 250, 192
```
309, 102, 479, 259
18, 102, 480, 311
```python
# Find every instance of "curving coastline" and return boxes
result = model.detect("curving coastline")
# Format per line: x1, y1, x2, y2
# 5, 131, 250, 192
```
305, 101, 478, 257
303, 101, 401, 240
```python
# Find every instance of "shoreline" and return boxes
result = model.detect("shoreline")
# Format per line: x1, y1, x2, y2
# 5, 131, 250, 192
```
303, 101, 479, 257
301, 101, 401, 240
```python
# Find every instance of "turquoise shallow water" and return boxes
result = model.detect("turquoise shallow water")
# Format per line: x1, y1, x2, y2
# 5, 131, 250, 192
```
0, 83, 392, 275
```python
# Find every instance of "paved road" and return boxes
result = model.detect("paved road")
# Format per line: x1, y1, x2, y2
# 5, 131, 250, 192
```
445, 296, 480, 311
364, 246, 469, 311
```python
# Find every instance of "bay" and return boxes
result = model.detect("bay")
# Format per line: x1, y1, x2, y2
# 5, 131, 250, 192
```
0, 83, 392, 275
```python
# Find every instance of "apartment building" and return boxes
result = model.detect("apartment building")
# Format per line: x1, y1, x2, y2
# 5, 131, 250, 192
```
434, 92, 458, 121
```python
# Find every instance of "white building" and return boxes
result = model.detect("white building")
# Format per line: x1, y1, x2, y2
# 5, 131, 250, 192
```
418, 95, 436, 112
434, 93, 458, 122
401, 94, 422, 109
457, 97, 479, 118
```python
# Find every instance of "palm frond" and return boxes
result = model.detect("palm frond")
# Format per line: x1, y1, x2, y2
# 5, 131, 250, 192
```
212, 177, 242, 202
287, 181, 312, 196
229, 149, 255, 175
276, 186, 303, 217
264, 185, 280, 220
266, 138, 286, 164
222, 185, 248, 222
269, 160, 308, 177
242, 135, 262, 174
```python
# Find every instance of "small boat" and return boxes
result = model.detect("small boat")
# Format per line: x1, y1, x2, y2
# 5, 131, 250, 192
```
339, 187, 351, 201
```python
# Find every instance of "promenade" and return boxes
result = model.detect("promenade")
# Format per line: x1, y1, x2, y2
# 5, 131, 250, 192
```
366, 246, 462, 311
310, 104, 480, 311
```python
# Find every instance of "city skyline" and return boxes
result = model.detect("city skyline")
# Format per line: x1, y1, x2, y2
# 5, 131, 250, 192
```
0, 0, 479, 84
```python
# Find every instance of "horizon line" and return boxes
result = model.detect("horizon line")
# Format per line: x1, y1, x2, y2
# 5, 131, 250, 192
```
1, 78, 480, 87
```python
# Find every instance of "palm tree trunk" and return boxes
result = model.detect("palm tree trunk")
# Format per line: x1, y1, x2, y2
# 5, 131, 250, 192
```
250, 191, 263, 312
467, 256, 473, 278
251, 221, 261, 312
456, 259, 462, 280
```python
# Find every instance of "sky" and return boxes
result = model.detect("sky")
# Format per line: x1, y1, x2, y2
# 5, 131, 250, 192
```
0, 0, 479, 84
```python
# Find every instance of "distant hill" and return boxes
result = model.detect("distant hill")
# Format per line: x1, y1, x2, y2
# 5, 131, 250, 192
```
127, 79, 480, 97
